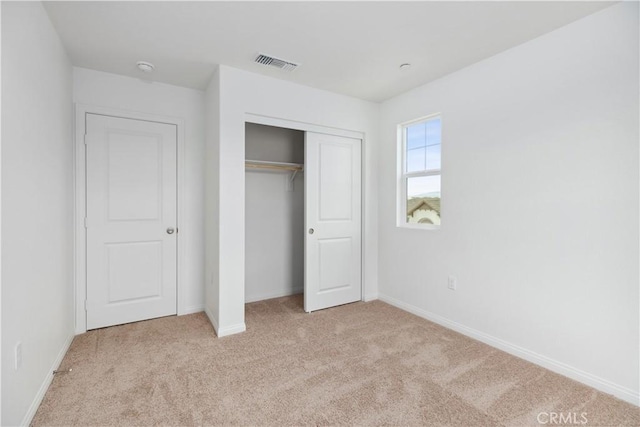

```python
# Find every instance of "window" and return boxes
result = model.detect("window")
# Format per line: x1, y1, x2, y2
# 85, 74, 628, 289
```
399, 115, 441, 228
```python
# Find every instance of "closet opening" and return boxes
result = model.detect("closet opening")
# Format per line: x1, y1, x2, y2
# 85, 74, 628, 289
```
244, 123, 305, 311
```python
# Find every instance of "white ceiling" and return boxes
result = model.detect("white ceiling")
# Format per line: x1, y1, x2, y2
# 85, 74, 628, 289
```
43, 1, 615, 102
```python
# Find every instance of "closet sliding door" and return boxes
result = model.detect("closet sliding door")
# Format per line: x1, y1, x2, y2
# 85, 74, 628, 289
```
304, 132, 362, 312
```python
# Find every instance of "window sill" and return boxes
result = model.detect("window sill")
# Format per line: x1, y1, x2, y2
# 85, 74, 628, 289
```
397, 223, 441, 231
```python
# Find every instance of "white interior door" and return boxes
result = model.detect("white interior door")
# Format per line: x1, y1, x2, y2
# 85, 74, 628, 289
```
86, 113, 177, 329
304, 132, 362, 312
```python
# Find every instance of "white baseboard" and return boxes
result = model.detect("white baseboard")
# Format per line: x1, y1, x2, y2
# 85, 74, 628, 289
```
216, 322, 247, 337
21, 333, 75, 426
363, 292, 378, 302
204, 306, 245, 338
245, 287, 303, 303
204, 306, 219, 334
180, 304, 204, 315
378, 293, 640, 407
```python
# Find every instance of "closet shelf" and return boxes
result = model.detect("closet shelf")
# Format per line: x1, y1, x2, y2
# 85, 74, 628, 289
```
245, 160, 304, 190
245, 159, 304, 172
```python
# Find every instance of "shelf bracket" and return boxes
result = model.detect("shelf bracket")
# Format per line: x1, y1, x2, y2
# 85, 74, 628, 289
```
244, 159, 303, 192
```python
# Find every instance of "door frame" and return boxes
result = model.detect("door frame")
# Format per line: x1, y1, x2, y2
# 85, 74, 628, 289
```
244, 113, 367, 307
74, 104, 186, 334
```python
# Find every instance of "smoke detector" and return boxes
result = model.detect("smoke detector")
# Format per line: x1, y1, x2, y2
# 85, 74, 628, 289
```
136, 61, 155, 73
254, 53, 299, 72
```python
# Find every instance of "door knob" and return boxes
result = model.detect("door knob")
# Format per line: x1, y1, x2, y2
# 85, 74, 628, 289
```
166, 227, 175, 235
308, 228, 314, 235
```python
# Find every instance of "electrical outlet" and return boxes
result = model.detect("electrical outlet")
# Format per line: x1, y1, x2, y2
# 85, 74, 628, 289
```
14, 342, 22, 371
448, 275, 457, 291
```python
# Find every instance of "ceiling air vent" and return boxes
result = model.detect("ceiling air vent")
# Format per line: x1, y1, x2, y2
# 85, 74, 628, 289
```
254, 53, 299, 72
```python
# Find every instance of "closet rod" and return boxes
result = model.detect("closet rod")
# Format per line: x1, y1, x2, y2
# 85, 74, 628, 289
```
245, 159, 304, 172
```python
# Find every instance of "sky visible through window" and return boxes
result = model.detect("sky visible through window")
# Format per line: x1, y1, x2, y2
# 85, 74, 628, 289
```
407, 175, 441, 199
406, 117, 441, 198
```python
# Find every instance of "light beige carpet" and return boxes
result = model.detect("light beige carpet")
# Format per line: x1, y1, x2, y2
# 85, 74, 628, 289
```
33, 296, 639, 426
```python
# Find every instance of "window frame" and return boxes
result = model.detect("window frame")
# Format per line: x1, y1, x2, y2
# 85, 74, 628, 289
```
397, 113, 442, 230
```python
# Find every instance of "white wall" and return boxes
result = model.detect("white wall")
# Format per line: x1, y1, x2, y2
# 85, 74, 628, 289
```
206, 65, 379, 336
73, 67, 206, 317
245, 124, 304, 302
1, 2, 74, 425
1, 4, 4, 422
204, 69, 221, 329
378, 2, 639, 404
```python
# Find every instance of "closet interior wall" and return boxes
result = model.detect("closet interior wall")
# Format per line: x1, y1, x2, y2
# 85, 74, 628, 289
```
244, 123, 305, 303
